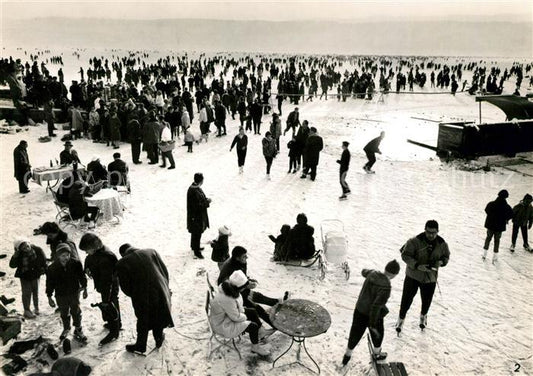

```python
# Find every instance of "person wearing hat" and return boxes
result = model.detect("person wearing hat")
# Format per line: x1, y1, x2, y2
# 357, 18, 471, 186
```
40, 221, 80, 261
341, 260, 400, 366
116, 243, 174, 353
187, 173, 211, 259
483, 190, 513, 262
337, 141, 351, 200
510, 193, 533, 252
46, 243, 88, 341
396, 220, 450, 334
13, 140, 31, 194
86, 156, 108, 184
210, 225, 232, 270
59, 141, 80, 166
79, 232, 121, 345
9, 239, 47, 318
209, 270, 271, 356
262, 131, 277, 180
300, 126, 323, 181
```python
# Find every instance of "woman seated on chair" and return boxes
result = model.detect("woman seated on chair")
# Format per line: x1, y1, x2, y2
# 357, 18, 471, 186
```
86, 156, 108, 184
209, 270, 272, 356
280, 213, 316, 261
68, 181, 100, 229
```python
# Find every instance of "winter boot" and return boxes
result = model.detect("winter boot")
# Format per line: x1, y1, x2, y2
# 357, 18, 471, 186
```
395, 317, 404, 334
342, 348, 353, 366
59, 328, 70, 340
492, 252, 498, 264
99, 328, 120, 346
509, 244, 515, 252
62, 338, 71, 355
74, 327, 87, 342
46, 343, 59, 360
24, 310, 36, 319
372, 346, 388, 361
419, 314, 427, 330
126, 343, 146, 353
482, 248, 488, 261
251, 343, 271, 356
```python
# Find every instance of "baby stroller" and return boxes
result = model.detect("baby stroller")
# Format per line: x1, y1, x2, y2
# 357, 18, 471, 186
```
319, 219, 350, 280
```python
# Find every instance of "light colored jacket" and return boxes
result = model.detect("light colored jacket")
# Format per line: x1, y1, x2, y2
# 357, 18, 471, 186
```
199, 107, 208, 123
181, 112, 191, 129
208, 286, 250, 338
161, 126, 172, 142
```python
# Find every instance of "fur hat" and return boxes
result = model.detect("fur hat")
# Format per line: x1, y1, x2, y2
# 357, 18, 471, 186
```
218, 226, 231, 236
228, 270, 249, 289
56, 243, 71, 256
78, 232, 103, 251
385, 259, 400, 275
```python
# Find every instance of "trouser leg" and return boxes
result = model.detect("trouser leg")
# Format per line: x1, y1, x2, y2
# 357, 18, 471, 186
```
249, 291, 278, 306
511, 223, 519, 246
399, 276, 419, 319
484, 229, 494, 250
521, 225, 529, 247
69, 293, 82, 328
420, 282, 437, 315
135, 321, 149, 350
31, 278, 39, 310
246, 322, 259, 344
20, 279, 32, 311
492, 231, 502, 253
347, 309, 369, 350
369, 318, 385, 348
340, 171, 349, 193
55, 295, 72, 330
190, 231, 202, 251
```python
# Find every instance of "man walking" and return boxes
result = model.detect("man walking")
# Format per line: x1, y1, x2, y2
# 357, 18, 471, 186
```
13, 140, 31, 194
363, 131, 385, 173
283, 107, 300, 137
483, 190, 513, 263
187, 173, 211, 259
300, 127, 323, 181
337, 141, 351, 200
342, 260, 400, 366
396, 220, 450, 334
510, 194, 533, 252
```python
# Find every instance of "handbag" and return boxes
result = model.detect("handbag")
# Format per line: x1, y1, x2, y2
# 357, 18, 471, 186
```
159, 140, 176, 152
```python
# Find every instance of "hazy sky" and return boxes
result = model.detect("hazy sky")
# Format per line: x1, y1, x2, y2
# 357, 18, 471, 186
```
2, 0, 532, 22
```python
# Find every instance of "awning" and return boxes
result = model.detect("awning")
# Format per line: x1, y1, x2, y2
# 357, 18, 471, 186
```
476, 95, 533, 120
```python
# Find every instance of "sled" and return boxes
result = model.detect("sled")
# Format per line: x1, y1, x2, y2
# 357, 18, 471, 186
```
367, 334, 408, 376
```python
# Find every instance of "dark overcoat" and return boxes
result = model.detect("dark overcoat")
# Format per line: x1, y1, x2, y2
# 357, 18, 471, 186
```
116, 247, 174, 330
187, 183, 210, 234
303, 133, 324, 167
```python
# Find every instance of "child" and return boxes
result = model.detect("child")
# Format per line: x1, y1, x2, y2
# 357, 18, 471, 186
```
184, 126, 195, 153
287, 137, 298, 174
269, 224, 291, 261
46, 243, 88, 341
210, 226, 231, 270
9, 239, 47, 318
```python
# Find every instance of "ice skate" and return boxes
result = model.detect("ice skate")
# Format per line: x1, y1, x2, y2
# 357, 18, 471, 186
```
73, 327, 87, 343
419, 314, 427, 330
492, 252, 498, 264
59, 328, 70, 341
482, 248, 488, 261
395, 317, 404, 335
509, 244, 515, 253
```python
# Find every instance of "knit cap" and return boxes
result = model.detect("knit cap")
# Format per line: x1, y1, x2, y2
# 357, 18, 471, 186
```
56, 243, 71, 256
79, 232, 103, 251
228, 270, 249, 289
13, 238, 30, 251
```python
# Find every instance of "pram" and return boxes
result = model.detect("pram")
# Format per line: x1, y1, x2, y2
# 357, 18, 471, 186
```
319, 219, 350, 280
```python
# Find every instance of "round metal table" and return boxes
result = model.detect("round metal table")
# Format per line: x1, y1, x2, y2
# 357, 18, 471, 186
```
270, 298, 331, 374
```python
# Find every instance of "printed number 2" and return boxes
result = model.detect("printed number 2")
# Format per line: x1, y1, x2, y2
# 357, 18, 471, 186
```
514, 363, 521, 372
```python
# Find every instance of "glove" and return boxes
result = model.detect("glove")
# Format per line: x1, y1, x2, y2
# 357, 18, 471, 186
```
417, 264, 431, 272
48, 297, 56, 308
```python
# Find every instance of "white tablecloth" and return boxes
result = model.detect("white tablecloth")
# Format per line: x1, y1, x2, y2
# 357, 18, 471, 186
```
33, 166, 85, 186
85, 189, 123, 221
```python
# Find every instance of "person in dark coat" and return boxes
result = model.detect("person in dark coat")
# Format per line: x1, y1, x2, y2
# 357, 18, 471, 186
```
143, 111, 161, 164
127, 117, 142, 164
39, 221, 80, 261
214, 100, 227, 137
187, 173, 211, 259
230, 127, 248, 174
396, 220, 450, 334
281, 213, 316, 261
108, 111, 121, 149
250, 98, 263, 135
283, 107, 300, 137
107, 152, 129, 189
337, 141, 351, 199
210, 226, 231, 270
341, 260, 400, 366
262, 132, 277, 179
13, 140, 31, 194
300, 127, 323, 181
60, 141, 80, 165
483, 190, 513, 263
269, 224, 291, 261
46, 243, 88, 341
9, 239, 47, 318
510, 193, 533, 252
294, 120, 310, 171
68, 181, 100, 229
116, 244, 174, 353
86, 157, 108, 184
79, 232, 121, 345
363, 131, 385, 173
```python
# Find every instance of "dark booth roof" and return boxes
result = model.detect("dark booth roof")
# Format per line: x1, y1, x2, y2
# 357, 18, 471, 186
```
476, 95, 533, 120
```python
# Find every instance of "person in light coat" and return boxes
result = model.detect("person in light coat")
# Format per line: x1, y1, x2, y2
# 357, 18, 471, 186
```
159, 120, 175, 169
209, 270, 271, 356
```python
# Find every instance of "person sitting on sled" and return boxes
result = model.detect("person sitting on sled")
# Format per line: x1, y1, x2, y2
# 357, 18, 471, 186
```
342, 259, 400, 366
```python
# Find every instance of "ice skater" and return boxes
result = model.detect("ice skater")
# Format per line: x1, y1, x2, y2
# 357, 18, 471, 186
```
510, 193, 532, 252
363, 131, 385, 173
483, 190, 513, 263
337, 141, 351, 200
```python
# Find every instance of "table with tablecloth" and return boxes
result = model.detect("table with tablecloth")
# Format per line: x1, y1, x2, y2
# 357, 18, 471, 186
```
85, 188, 123, 222
32, 165, 86, 191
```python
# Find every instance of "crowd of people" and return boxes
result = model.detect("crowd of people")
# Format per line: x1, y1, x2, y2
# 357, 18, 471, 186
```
2, 49, 533, 374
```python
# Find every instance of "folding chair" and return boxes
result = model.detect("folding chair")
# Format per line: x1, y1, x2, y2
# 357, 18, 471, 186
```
205, 273, 242, 360
51, 190, 79, 229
